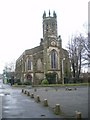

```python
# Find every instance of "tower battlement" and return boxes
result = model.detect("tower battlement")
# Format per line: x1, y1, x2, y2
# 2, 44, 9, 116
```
43, 10, 57, 38
43, 10, 57, 19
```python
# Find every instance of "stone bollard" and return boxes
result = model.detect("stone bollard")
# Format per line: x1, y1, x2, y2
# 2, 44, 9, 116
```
43, 99, 48, 107
36, 95, 40, 102
55, 88, 58, 91
74, 88, 77, 90
45, 89, 48, 91
31, 93, 34, 98
27, 91, 30, 96
22, 89, 24, 93
68, 88, 72, 91
65, 87, 68, 90
54, 104, 61, 115
24, 90, 27, 94
34, 88, 37, 92
75, 111, 82, 120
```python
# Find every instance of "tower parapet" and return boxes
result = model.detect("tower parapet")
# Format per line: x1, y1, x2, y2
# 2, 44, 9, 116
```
43, 10, 57, 38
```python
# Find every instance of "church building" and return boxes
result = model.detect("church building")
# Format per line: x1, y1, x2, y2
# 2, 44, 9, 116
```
15, 11, 70, 85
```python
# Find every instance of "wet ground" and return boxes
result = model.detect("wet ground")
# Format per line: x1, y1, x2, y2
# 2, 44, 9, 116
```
0, 81, 62, 119
0, 79, 4, 119
0, 79, 89, 119
25, 86, 89, 118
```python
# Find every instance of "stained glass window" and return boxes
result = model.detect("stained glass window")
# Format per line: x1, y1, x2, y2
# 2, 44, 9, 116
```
51, 50, 57, 69
28, 59, 32, 70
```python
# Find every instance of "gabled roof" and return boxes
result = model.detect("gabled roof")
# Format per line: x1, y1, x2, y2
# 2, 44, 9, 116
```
16, 45, 43, 62
25, 45, 43, 55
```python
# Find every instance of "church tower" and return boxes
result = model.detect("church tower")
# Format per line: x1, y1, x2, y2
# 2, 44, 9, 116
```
42, 10, 62, 83
43, 10, 57, 39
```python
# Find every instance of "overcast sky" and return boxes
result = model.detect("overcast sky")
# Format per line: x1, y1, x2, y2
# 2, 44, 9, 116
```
0, 0, 88, 74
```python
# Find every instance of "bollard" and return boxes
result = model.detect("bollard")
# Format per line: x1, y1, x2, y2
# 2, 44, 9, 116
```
68, 88, 72, 91
75, 111, 82, 120
22, 89, 24, 93
36, 95, 40, 102
34, 88, 37, 92
31, 93, 34, 98
74, 88, 77, 90
24, 90, 27, 94
45, 89, 48, 91
55, 88, 58, 91
54, 104, 61, 115
65, 87, 68, 90
43, 99, 48, 106
27, 91, 30, 96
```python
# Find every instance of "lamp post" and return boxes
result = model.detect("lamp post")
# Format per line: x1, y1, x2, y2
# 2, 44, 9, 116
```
62, 58, 65, 84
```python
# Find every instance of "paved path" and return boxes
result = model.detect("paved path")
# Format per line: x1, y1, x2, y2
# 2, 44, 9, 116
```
0, 81, 89, 119
25, 86, 89, 118
0, 79, 4, 119
0, 92, 2, 119
1, 84, 62, 119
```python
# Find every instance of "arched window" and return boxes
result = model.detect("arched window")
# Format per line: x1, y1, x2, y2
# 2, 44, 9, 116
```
28, 59, 32, 70
50, 50, 57, 69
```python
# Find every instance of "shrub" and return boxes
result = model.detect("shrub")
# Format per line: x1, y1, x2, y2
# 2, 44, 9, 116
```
78, 78, 84, 83
16, 79, 20, 83
88, 77, 90, 83
23, 81, 31, 85
17, 82, 22, 85
45, 72, 57, 84
15, 79, 23, 85
41, 79, 49, 85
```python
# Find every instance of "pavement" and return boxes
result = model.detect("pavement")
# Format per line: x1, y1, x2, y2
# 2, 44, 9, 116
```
0, 80, 89, 119
24, 85, 89, 119
0, 79, 4, 119
0, 82, 63, 119
0, 91, 2, 119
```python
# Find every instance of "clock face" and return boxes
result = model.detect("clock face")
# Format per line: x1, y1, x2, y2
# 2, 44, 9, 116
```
51, 41, 56, 46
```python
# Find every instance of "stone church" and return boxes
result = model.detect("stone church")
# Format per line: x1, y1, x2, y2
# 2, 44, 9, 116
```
15, 11, 70, 85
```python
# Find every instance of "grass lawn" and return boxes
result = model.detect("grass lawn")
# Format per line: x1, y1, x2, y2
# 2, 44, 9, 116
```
13, 82, 89, 87
33, 82, 89, 87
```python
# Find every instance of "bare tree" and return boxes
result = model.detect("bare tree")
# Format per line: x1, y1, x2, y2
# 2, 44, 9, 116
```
88, 32, 90, 70
68, 34, 86, 79
84, 32, 90, 72
84, 32, 90, 60
82, 23, 90, 63
4, 61, 15, 73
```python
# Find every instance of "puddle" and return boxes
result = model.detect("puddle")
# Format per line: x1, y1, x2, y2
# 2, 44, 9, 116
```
0, 85, 5, 89
3, 106, 10, 109
3, 110, 9, 113
4, 93, 10, 95
0, 93, 5, 96
22, 99, 34, 102
3, 106, 18, 109
0, 92, 10, 96
41, 114, 46, 117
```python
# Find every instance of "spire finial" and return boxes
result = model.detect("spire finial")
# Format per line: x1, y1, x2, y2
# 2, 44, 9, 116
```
43, 11, 46, 18
53, 11, 57, 18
